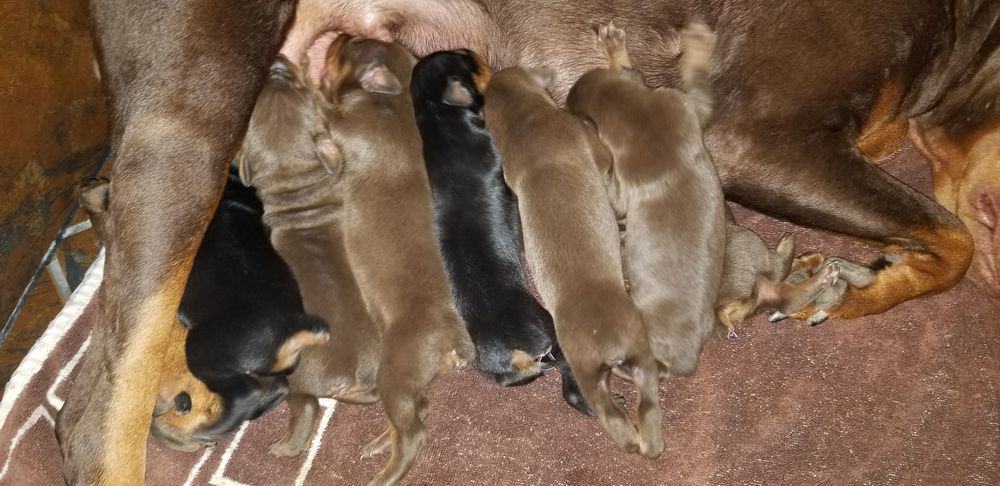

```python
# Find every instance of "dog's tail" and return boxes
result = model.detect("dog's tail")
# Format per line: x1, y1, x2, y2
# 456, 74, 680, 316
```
679, 21, 716, 127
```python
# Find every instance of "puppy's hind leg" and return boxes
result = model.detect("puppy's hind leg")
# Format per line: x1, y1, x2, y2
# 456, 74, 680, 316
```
629, 356, 664, 458
367, 390, 428, 486
596, 22, 634, 70
270, 393, 320, 458
574, 360, 641, 454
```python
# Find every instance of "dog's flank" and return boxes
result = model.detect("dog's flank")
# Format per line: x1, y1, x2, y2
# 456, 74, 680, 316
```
484, 65, 663, 456
410, 49, 592, 414
236, 56, 382, 458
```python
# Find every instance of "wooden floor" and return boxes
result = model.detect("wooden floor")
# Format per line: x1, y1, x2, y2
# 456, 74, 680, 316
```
0, 211, 100, 392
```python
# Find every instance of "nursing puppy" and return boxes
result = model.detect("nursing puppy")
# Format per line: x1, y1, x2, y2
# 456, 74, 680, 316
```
318, 37, 474, 485
410, 49, 590, 414
567, 23, 724, 376
484, 67, 663, 457
79, 174, 328, 451
236, 56, 382, 458
780, 255, 877, 325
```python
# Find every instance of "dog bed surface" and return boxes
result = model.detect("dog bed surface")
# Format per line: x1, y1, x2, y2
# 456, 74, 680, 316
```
0, 144, 998, 485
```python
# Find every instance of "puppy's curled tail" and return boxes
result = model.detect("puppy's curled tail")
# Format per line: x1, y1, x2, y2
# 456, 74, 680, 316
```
679, 21, 716, 127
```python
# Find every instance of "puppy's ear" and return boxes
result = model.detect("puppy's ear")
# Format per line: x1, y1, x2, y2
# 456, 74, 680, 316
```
525, 67, 556, 89
321, 34, 353, 101
971, 186, 998, 229
236, 151, 253, 186
359, 62, 402, 95
442, 78, 475, 107
312, 132, 341, 176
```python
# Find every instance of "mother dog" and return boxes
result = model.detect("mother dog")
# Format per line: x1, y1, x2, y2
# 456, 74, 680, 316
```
58, 0, 998, 483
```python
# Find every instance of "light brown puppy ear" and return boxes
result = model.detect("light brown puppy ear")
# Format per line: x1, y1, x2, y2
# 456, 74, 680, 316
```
321, 34, 353, 101
312, 131, 341, 176
525, 67, 556, 89
442, 78, 474, 107
359, 63, 402, 95
236, 151, 253, 186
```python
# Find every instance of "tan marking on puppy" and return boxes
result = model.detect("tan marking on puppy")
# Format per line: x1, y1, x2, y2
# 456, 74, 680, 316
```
270, 330, 331, 373
484, 64, 663, 457
469, 49, 492, 93
150, 322, 224, 452
509, 350, 541, 375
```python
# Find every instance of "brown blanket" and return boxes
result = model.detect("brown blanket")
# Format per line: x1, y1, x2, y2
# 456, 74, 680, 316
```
1, 143, 998, 485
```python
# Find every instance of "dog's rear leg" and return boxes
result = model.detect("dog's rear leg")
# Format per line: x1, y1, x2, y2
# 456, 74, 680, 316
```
574, 362, 641, 454
367, 392, 428, 486
56, 1, 292, 483
630, 356, 664, 458
715, 129, 973, 319
270, 393, 321, 457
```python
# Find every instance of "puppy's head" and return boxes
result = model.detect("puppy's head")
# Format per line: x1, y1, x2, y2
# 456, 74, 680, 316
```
321, 36, 416, 102
149, 319, 324, 451
150, 323, 225, 452
237, 55, 338, 190
410, 49, 491, 113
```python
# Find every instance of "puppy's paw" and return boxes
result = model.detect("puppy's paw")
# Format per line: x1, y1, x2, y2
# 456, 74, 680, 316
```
361, 429, 392, 459
269, 438, 307, 458
807, 310, 830, 326
596, 22, 632, 70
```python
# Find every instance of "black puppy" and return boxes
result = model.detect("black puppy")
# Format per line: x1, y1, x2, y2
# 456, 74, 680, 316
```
160, 170, 329, 448
410, 50, 591, 415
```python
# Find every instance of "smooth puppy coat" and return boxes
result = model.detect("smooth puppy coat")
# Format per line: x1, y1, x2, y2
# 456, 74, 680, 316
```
236, 56, 382, 458
484, 66, 663, 457
568, 23, 725, 376
317, 37, 474, 486
409, 49, 590, 414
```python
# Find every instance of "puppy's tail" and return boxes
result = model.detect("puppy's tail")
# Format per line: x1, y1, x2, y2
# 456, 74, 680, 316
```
679, 20, 716, 127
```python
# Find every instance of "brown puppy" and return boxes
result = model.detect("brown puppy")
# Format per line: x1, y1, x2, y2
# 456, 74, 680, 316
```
781, 256, 878, 325
319, 36, 474, 486
484, 67, 663, 457
568, 23, 725, 377
235, 56, 382, 458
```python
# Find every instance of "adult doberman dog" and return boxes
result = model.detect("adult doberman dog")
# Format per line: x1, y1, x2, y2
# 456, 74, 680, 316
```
59, 0, 998, 483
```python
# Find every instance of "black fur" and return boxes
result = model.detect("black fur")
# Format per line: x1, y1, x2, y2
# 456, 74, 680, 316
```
178, 169, 329, 441
410, 51, 592, 415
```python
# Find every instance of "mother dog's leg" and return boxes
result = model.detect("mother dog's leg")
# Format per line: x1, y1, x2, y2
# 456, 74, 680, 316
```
714, 128, 973, 319
56, 1, 293, 483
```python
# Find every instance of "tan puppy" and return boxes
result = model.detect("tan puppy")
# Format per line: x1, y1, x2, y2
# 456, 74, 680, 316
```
319, 36, 473, 486
483, 67, 663, 457
567, 23, 725, 377
236, 56, 382, 458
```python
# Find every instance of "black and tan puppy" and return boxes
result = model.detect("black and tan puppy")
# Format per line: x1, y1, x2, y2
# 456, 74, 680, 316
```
235, 56, 382, 458
313, 37, 474, 486
568, 23, 725, 377
409, 49, 591, 414
79, 174, 329, 451
484, 67, 664, 457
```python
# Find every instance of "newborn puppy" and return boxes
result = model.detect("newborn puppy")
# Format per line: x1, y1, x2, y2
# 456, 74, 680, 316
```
79, 174, 328, 450
567, 23, 725, 376
780, 255, 877, 325
484, 67, 663, 457
410, 49, 590, 413
318, 37, 474, 485
236, 56, 381, 458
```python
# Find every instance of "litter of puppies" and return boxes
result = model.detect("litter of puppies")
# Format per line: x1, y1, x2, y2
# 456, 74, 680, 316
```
81, 21, 873, 486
